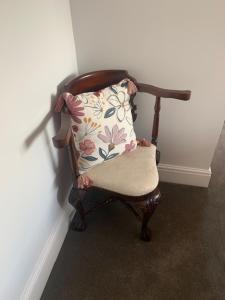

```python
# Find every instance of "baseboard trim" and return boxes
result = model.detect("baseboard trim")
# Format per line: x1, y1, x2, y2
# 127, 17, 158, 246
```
20, 204, 73, 300
158, 163, 211, 187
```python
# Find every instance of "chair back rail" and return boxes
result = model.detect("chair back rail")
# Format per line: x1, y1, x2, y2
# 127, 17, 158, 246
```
61, 70, 138, 122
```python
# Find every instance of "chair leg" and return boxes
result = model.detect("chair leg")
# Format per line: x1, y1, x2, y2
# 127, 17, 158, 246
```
140, 202, 153, 241
139, 190, 160, 242
69, 187, 87, 231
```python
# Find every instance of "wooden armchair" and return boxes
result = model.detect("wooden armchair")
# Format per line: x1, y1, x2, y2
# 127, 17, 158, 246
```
53, 70, 191, 241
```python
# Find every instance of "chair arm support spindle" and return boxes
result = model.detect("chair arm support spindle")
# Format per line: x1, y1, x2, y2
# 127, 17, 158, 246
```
151, 96, 161, 146
52, 111, 71, 148
136, 82, 191, 147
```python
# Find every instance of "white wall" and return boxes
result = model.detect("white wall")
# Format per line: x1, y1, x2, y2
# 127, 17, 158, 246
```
70, 0, 225, 186
0, 1, 77, 299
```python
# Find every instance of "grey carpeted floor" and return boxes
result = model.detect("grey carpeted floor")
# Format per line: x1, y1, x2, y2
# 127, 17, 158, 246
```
41, 125, 225, 300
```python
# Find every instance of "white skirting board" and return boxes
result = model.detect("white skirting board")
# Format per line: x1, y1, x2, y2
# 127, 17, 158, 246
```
158, 163, 211, 187
20, 204, 73, 300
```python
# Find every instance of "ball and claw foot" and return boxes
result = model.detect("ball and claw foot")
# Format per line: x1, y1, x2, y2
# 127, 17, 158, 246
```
139, 190, 160, 242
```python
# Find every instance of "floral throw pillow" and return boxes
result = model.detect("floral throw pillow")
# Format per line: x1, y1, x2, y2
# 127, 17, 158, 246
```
62, 79, 137, 174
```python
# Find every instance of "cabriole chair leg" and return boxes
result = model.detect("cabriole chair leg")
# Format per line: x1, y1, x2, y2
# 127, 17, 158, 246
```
69, 187, 87, 231
141, 207, 153, 241
139, 190, 161, 241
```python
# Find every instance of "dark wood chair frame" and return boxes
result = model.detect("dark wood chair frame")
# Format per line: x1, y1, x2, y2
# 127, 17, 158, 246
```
53, 70, 191, 241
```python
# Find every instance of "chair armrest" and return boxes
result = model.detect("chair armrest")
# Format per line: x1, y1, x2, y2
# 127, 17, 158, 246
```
52, 111, 71, 148
137, 83, 191, 101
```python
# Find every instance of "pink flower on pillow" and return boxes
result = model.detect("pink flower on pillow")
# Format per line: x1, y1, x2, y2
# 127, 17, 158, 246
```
124, 140, 136, 153
63, 92, 84, 124
79, 139, 96, 155
98, 124, 127, 145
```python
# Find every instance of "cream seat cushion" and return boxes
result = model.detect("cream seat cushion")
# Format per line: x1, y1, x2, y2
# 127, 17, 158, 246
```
85, 145, 159, 196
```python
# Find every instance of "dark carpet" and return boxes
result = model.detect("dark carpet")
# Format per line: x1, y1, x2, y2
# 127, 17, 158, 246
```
42, 125, 225, 300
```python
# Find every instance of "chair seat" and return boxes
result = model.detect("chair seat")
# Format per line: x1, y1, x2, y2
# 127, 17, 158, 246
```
85, 145, 159, 196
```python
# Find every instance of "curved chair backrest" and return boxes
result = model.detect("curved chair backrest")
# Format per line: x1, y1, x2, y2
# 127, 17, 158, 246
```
61, 70, 138, 121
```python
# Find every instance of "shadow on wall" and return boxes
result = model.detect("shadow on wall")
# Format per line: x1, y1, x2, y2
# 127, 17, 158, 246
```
22, 74, 76, 207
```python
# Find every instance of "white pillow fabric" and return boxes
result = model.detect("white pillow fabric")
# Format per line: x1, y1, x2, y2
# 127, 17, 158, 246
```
62, 79, 137, 174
